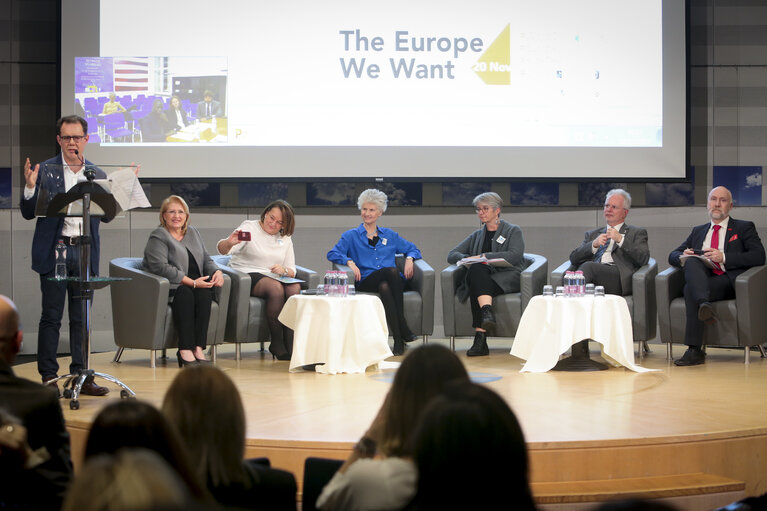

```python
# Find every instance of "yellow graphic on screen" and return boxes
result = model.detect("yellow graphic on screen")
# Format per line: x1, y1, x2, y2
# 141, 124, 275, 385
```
474, 24, 510, 85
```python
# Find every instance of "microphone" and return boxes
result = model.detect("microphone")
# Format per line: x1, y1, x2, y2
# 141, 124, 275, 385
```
75, 149, 96, 181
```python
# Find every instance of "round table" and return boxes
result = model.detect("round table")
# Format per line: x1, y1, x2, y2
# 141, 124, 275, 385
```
278, 294, 393, 374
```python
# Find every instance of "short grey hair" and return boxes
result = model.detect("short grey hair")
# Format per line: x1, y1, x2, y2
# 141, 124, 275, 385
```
472, 192, 503, 210
357, 188, 388, 213
606, 189, 631, 209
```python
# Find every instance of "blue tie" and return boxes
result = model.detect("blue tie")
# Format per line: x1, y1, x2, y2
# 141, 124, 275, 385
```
594, 231, 609, 262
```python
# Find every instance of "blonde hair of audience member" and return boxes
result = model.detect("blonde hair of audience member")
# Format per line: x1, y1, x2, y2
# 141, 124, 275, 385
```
0, 295, 22, 363
62, 449, 189, 511
370, 344, 470, 457
162, 364, 248, 488
158, 195, 190, 235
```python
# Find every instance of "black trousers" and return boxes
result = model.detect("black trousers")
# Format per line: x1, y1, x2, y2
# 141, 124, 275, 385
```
682, 258, 734, 347
577, 261, 622, 296
357, 267, 413, 341
465, 264, 504, 329
171, 285, 213, 350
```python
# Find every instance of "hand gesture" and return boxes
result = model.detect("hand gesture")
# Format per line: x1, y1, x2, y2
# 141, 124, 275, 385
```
703, 247, 723, 263
592, 233, 609, 248
606, 227, 622, 242
23, 158, 39, 189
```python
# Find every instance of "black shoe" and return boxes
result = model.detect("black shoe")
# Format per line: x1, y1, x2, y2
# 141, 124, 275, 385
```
480, 305, 496, 333
402, 332, 419, 343
697, 302, 718, 325
392, 339, 405, 356
80, 376, 110, 396
268, 345, 291, 361
674, 347, 706, 366
42, 377, 61, 398
177, 351, 197, 368
467, 331, 489, 357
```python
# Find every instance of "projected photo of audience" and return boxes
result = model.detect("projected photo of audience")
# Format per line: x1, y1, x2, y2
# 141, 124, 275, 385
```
442, 183, 492, 206
646, 182, 694, 206
238, 183, 289, 207
74, 56, 228, 145
510, 182, 559, 206
714, 165, 763, 206
307, 183, 356, 206
578, 182, 628, 206
169, 183, 221, 207
0, 168, 11, 208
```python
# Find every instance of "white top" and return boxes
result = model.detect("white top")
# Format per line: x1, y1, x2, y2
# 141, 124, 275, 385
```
316, 457, 417, 511
705, 217, 730, 268
219, 219, 295, 275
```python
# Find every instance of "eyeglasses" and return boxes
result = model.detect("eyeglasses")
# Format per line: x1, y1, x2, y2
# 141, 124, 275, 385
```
604, 204, 625, 211
475, 206, 494, 213
165, 209, 186, 216
59, 135, 85, 142
267, 213, 284, 226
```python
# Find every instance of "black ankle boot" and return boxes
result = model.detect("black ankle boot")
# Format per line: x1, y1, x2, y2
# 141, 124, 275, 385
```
392, 339, 405, 356
467, 331, 489, 357
480, 305, 496, 333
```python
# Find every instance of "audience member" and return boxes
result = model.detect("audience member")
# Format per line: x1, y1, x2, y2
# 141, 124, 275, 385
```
668, 186, 765, 366
217, 200, 299, 360
140, 99, 169, 142
317, 344, 470, 511
101, 92, 127, 115
162, 364, 298, 510
143, 195, 224, 366
404, 381, 535, 510
447, 192, 527, 356
0, 294, 73, 510
327, 189, 422, 356
165, 95, 189, 132
84, 399, 210, 504
62, 449, 198, 511
569, 188, 649, 295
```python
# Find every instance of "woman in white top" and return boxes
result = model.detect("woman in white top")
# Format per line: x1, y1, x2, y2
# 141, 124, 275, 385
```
217, 200, 299, 360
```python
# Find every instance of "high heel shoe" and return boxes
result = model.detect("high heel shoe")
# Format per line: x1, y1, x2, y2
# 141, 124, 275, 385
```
177, 351, 197, 368
194, 348, 211, 364
268, 345, 291, 361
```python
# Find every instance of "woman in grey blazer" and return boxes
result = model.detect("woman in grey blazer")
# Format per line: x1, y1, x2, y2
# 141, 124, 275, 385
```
143, 195, 223, 367
447, 193, 526, 357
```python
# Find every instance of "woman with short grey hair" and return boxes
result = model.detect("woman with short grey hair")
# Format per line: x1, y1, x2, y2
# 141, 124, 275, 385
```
447, 192, 526, 356
328, 189, 422, 356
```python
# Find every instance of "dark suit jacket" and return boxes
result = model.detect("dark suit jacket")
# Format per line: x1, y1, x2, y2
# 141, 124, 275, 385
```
447, 220, 526, 302
0, 361, 72, 509
569, 224, 650, 294
196, 99, 222, 118
669, 217, 766, 281
19, 154, 107, 275
165, 107, 189, 131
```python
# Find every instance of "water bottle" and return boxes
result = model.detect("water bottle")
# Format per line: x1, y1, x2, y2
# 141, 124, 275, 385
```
55, 240, 67, 280
576, 270, 585, 296
339, 272, 348, 297
564, 271, 573, 297
323, 271, 332, 295
329, 271, 339, 297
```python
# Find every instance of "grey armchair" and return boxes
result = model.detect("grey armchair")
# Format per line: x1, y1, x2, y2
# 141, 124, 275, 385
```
109, 257, 231, 368
333, 255, 435, 342
552, 258, 657, 357
656, 264, 767, 364
441, 253, 547, 350
212, 255, 319, 359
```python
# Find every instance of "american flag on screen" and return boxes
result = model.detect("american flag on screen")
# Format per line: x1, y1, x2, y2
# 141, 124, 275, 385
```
113, 58, 149, 92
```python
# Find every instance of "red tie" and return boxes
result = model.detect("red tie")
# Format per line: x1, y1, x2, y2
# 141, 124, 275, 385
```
710, 224, 724, 275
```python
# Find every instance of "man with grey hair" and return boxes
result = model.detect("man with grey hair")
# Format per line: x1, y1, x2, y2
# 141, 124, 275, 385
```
0, 295, 73, 509
569, 189, 650, 296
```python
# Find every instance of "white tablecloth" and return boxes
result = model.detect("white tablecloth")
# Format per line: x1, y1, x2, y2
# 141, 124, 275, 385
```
278, 294, 392, 374
510, 295, 654, 373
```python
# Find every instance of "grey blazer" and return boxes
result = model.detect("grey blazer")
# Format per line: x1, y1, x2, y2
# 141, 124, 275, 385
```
569, 224, 650, 294
143, 226, 218, 291
447, 219, 526, 302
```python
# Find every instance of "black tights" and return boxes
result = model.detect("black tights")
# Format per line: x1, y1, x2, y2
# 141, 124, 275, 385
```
251, 274, 300, 355
171, 286, 213, 350
357, 267, 413, 342
466, 264, 504, 329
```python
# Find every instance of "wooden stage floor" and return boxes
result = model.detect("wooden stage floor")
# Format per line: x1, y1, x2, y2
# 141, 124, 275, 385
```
14, 339, 767, 502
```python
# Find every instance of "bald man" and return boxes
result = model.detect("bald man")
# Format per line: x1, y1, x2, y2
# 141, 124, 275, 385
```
0, 295, 72, 509
669, 187, 765, 366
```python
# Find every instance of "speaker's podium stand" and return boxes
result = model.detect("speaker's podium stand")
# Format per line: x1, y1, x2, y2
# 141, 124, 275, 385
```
36, 163, 137, 410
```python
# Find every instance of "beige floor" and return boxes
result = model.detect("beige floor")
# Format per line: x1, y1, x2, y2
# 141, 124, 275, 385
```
14, 339, 767, 497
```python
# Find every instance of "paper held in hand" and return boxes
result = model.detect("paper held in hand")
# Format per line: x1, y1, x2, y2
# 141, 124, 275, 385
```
456, 256, 512, 267
679, 253, 716, 270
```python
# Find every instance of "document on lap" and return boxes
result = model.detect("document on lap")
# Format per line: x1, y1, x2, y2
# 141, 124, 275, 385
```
264, 272, 304, 284
679, 254, 716, 270
456, 256, 511, 267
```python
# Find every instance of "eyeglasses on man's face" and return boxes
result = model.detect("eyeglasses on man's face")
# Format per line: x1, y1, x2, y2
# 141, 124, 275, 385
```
59, 135, 86, 143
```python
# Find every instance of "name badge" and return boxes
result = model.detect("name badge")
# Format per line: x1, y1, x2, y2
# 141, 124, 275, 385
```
496, 235, 506, 244
277, 239, 284, 246
381, 238, 388, 245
